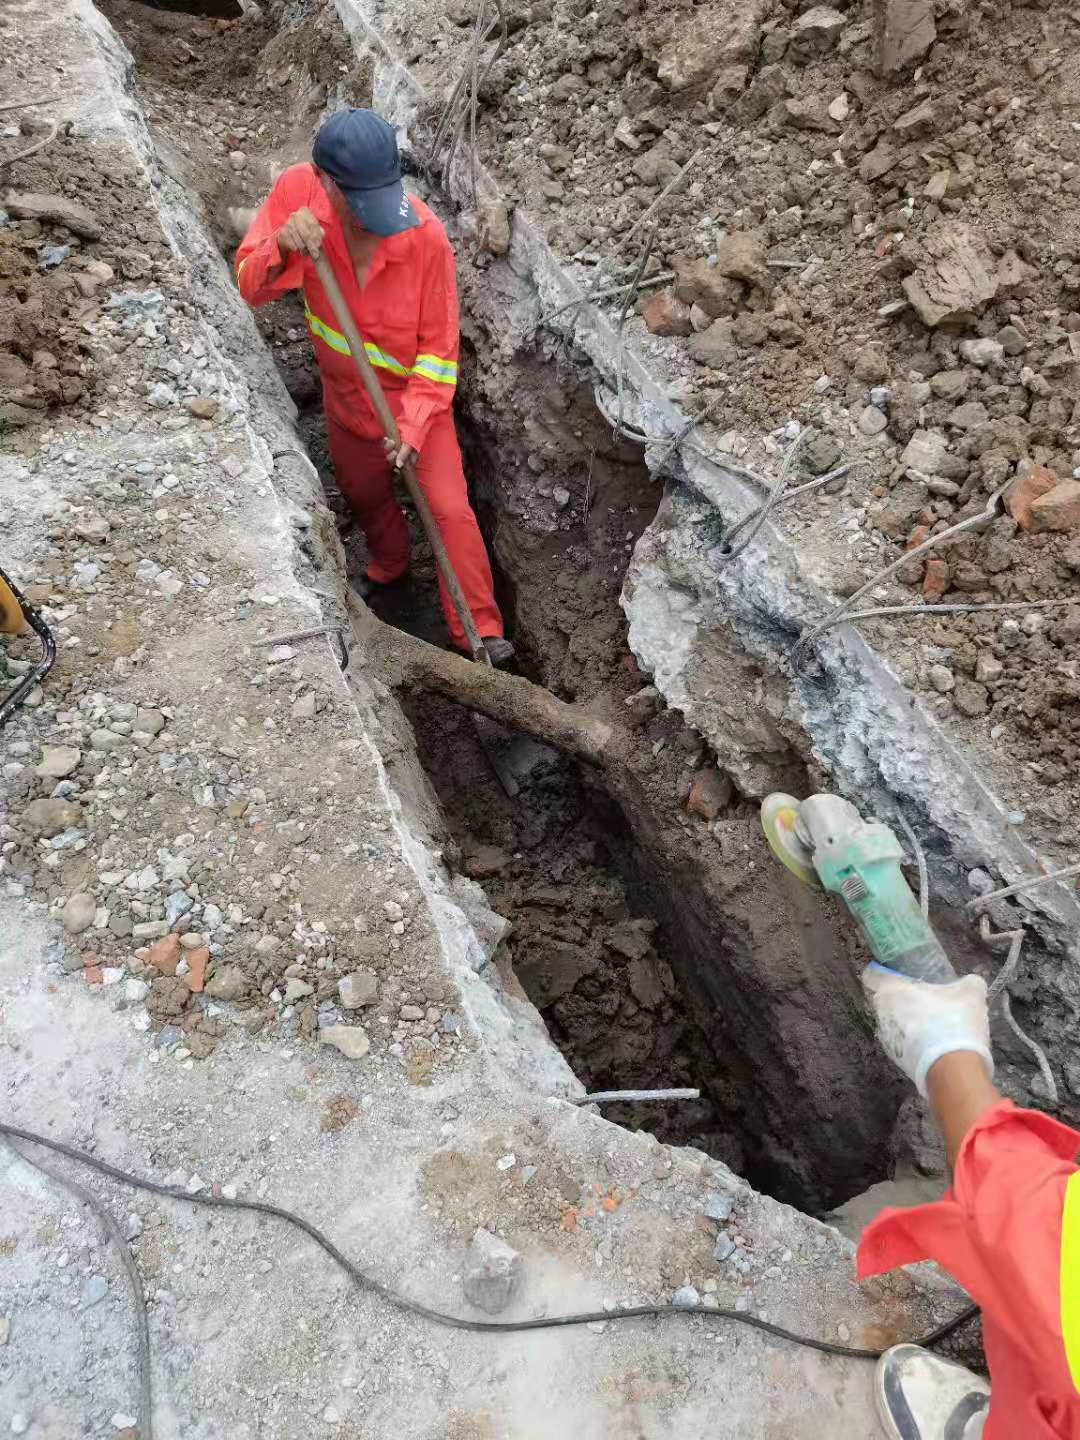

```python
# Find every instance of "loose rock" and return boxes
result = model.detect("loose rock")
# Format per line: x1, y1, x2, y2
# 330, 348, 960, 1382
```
902, 222, 999, 329
35, 746, 81, 779
319, 1024, 371, 1060
62, 893, 96, 935
1007, 464, 1059, 530
1030, 481, 1080, 534
21, 798, 82, 838
338, 970, 378, 1009
462, 1228, 522, 1314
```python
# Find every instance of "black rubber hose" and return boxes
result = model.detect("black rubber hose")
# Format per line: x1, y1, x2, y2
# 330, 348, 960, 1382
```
0, 1121, 979, 1360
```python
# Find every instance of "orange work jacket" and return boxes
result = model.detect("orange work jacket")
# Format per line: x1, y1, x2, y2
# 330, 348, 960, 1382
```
234, 162, 459, 454
859, 1100, 1080, 1438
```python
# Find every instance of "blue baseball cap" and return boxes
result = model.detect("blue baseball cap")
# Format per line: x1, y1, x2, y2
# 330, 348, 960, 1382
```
312, 109, 419, 237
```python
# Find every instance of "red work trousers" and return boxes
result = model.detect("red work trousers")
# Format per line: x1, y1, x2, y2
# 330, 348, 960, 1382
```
327, 412, 503, 652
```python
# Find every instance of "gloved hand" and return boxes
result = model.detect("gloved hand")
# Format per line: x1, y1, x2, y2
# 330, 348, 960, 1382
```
862, 964, 993, 1096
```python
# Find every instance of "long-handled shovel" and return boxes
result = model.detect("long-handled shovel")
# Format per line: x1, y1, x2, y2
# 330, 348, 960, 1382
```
312, 251, 524, 796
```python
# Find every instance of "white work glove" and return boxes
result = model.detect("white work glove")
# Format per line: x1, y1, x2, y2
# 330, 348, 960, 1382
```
862, 964, 994, 1097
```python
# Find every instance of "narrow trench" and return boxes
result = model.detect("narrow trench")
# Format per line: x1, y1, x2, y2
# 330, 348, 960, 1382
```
105, 0, 917, 1216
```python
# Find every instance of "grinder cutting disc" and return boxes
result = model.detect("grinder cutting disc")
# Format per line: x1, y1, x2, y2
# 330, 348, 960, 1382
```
0, 569, 29, 636
760, 792, 820, 888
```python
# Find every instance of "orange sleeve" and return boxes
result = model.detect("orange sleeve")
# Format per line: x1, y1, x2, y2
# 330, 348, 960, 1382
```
235, 165, 314, 307
397, 221, 460, 455
858, 1101, 1080, 1396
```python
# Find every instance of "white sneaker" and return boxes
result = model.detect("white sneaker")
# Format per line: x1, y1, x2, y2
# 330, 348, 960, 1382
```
875, 1344, 990, 1440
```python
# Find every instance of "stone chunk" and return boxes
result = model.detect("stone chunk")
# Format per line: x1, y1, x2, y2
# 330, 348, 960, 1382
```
901, 222, 999, 329
859, 142, 899, 183
713, 1230, 736, 1262
975, 652, 1003, 685
790, 5, 845, 61
204, 964, 247, 1001
641, 289, 694, 337
703, 1191, 736, 1223
319, 1024, 371, 1060
462, 1228, 522, 1314
901, 428, 946, 475
1007, 464, 1059, 530
657, 0, 765, 90
802, 430, 843, 475
338, 970, 379, 1009
953, 680, 989, 717
145, 933, 180, 975
21, 798, 82, 838
688, 320, 737, 368
478, 203, 510, 255
876, 0, 935, 74
36, 746, 81, 779
780, 96, 835, 133
672, 256, 745, 317
713, 231, 769, 292
4, 191, 102, 238
960, 338, 1003, 369
853, 345, 888, 384
1030, 480, 1080, 533
923, 557, 949, 601
686, 768, 733, 820
63, 893, 96, 934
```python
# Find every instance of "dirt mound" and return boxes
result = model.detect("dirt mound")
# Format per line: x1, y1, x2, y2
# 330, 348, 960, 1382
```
388, 0, 1080, 845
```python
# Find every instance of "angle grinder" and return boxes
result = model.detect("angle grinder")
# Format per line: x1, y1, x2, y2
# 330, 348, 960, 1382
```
760, 792, 957, 984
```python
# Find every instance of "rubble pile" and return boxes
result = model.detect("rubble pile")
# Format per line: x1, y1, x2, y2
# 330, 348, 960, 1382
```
389, 0, 1080, 843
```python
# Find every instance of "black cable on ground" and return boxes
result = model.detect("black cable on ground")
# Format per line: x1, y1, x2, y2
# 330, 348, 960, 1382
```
1, 1121, 978, 1364
0, 566, 57, 730
5, 1138, 154, 1440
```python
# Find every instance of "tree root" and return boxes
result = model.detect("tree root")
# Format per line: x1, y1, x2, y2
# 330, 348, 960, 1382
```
346, 587, 618, 768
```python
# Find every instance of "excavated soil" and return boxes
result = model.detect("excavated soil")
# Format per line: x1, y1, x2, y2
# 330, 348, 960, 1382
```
390, 0, 1080, 861
0, 116, 169, 436
98, 0, 1025, 1213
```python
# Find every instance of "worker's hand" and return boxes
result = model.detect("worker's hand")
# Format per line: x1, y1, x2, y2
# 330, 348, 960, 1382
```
862, 964, 993, 1097
276, 207, 324, 258
382, 437, 418, 471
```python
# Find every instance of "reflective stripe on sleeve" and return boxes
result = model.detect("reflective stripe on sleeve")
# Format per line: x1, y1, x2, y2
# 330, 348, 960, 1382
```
411, 353, 458, 385
304, 309, 454, 384
305, 306, 351, 356
1062, 1169, 1080, 1390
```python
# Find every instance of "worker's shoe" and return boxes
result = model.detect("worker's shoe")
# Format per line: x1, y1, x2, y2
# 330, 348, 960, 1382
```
875, 1344, 990, 1440
483, 636, 515, 668
357, 571, 409, 600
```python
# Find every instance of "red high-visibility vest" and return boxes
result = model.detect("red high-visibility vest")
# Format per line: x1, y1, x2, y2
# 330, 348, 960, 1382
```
235, 162, 459, 455
859, 1100, 1080, 1437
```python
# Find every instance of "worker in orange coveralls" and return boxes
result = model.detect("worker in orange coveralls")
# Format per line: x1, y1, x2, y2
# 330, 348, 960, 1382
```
858, 961, 1080, 1438
235, 109, 511, 665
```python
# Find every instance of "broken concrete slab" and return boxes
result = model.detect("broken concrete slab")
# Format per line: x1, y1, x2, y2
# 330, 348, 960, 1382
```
2, 191, 102, 239
657, 0, 766, 90
901, 221, 999, 328
875, 0, 936, 74
462, 1228, 522, 1313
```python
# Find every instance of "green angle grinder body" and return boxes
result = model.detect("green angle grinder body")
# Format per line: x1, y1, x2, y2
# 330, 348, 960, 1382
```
760, 791, 957, 984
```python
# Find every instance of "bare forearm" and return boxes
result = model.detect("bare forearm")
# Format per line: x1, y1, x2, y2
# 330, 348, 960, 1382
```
926, 1051, 1001, 1168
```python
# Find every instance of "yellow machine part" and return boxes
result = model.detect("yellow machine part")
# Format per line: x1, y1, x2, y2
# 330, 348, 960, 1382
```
0, 571, 29, 636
